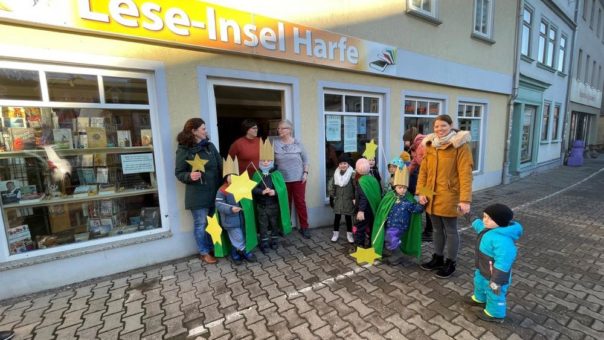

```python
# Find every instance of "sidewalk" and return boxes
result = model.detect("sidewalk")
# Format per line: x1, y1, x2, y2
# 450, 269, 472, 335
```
1, 157, 603, 339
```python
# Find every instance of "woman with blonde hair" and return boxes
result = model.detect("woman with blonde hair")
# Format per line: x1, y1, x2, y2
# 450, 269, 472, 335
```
273, 120, 311, 238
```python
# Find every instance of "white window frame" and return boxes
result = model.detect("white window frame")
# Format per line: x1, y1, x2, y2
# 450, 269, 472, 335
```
322, 89, 383, 199
0, 60, 168, 261
552, 104, 561, 141
541, 101, 551, 141
457, 101, 485, 173
557, 34, 567, 72
402, 93, 446, 147
537, 20, 548, 64
521, 7, 533, 57
546, 26, 557, 68
473, 0, 494, 39
407, 0, 439, 20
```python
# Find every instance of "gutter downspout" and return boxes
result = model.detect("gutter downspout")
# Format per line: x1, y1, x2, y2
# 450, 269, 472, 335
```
502, 0, 523, 185
561, 0, 579, 161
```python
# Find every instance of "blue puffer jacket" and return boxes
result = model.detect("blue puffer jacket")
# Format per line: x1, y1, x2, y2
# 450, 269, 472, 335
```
472, 219, 523, 285
216, 188, 243, 230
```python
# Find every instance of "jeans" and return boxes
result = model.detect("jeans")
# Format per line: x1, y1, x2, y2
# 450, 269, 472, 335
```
225, 226, 245, 251
191, 208, 213, 255
430, 215, 459, 260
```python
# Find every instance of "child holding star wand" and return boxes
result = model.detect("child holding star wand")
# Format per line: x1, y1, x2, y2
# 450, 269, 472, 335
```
371, 165, 424, 265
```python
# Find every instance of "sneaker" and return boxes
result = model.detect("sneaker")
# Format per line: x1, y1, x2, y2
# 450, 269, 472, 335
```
300, 228, 311, 239
242, 250, 257, 263
465, 295, 486, 307
199, 254, 217, 264
231, 249, 243, 265
435, 259, 456, 278
420, 254, 444, 271
331, 231, 339, 242
346, 232, 355, 243
0, 331, 15, 340
259, 240, 270, 254
477, 310, 505, 323
270, 238, 279, 250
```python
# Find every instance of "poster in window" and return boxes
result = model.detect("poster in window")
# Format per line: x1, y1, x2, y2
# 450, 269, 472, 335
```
343, 116, 357, 152
326, 115, 341, 142
358, 117, 367, 134
470, 120, 480, 141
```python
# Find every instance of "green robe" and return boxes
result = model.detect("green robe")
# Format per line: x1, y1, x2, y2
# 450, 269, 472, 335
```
371, 191, 423, 258
359, 175, 381, 215
213, 197, 258, 257
252, 170, 292, 235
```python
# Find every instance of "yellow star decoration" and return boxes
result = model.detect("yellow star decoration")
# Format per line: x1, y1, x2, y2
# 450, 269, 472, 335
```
362, 139, 378, 160
206, 214, 223, 246
226, 172, 257, 202
0, 1, 12, 12
186, 154, 209, 173
351, 246, 381, 265
416, 186, 436, 199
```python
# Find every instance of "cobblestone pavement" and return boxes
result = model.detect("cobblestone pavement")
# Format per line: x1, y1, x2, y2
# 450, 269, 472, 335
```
1, 158, 603, 339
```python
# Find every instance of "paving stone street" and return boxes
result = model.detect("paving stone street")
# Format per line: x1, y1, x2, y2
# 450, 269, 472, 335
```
1, 158, 603, 339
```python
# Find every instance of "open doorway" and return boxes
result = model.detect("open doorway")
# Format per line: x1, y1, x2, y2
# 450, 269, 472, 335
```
213, 85, 284, 159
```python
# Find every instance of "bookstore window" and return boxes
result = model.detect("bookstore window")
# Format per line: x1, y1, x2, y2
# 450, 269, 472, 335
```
457, 103, 484, 171
403, 97, 443, 136
0, 63, 160, 258
324, 91, 381, 197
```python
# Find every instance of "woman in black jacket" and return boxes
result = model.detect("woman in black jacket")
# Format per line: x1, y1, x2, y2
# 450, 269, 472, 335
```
175, 118, 222, 264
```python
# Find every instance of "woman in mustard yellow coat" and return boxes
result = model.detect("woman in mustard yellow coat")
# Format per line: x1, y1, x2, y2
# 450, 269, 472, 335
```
417, 114, 473, 278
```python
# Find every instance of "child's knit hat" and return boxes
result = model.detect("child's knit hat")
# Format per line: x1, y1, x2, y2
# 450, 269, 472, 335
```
484, 204, 513, 227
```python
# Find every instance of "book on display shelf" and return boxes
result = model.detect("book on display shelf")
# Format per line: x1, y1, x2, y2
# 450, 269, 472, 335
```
9, 128, 35, 150
117, 130, 132, 147
140, 129, 152, 146
25, 107, 42, 128
90, 117, 105, 128
52, 128, 73, 149
86, 127, 107, 148
76, 117, 89, 131
7, 224, 34, 254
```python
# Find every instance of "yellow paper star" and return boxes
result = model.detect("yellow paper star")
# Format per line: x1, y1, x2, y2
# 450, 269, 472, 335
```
0, 1, 12, 12
351, 246, 381, 265
206, 214, 223, 246
416, 186, 436, 199
362, 139, 378, 159
186, 154, 209, 173
226, 172, 257, 202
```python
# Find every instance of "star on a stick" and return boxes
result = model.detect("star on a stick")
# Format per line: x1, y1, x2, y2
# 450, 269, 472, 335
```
186, 154, 209, 173
416, 186, 436, 199
351, 246, 381, 265
362, 139, 378, 160
206, 214, 223, 246
226, 172, 257, 202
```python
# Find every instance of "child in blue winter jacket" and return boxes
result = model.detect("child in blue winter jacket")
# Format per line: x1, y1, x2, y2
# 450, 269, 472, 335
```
470, 203, 523, 323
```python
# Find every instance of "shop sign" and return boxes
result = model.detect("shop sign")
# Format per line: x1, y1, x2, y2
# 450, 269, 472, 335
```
570, 79, 602, 109
0, 0, 398, 76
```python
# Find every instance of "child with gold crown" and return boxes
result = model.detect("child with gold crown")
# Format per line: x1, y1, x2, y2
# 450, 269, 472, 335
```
372, 165, 424, 265
215, 156, 257, 265
252, 138, 291, 253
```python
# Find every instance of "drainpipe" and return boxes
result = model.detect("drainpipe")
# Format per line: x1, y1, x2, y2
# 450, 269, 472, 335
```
561, 0, 579, 160
502, 0, 523, 185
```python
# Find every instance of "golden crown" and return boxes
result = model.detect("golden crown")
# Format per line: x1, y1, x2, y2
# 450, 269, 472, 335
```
393, 165, 410, 187
223, 155, 239, 178
259, 138, 274, 161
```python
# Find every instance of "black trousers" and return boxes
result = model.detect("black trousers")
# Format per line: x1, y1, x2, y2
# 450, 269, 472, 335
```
333, 214, 352, 232
257, 203, 280, 241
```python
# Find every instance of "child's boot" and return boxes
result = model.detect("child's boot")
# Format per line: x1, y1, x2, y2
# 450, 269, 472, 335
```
346, 232, 354, 243
259, 239, 270, 254
231, 248, 243, 265
331, 231, 339, 242
242, 250, 257, 263
420, 254, 444, 271
435, 259, 456, 278
270, 236, 279, 250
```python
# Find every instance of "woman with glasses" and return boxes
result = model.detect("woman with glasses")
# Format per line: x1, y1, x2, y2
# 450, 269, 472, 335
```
228, 119, 261, 177
273, 120, 311, 238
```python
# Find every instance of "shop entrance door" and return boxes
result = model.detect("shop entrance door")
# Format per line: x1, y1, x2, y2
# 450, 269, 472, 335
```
207, 79, 292, 159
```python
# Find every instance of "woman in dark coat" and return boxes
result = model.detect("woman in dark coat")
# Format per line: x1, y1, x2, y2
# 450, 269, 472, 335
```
175, 118, 222, 264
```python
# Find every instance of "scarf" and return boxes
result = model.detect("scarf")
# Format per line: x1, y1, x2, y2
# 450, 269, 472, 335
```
260, 161, 274, 175
431, 131, 456, 148
334, 166, 353, 187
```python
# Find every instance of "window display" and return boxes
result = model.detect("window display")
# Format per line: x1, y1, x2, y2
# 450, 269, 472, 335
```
0, 63, 161, 256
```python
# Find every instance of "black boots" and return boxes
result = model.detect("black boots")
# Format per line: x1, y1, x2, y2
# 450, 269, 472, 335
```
420, 254, 444, 271
435, 259, 456, 278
